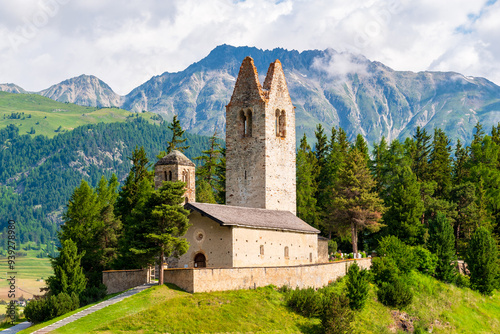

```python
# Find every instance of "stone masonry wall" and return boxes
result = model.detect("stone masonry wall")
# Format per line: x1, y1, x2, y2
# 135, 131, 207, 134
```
225, 57, 296, 214
163, 258, 371, 293
102, 269, 149, 294
173, 211, 233, 268
154, 164, 196, 203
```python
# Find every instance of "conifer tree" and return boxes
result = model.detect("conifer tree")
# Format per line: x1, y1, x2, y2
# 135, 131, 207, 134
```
466, 226, 499, 295
314, 124, 328, 168
296, 134, 320, 228
47, 239, 87, 296
195, 130, 222, 203
157, 115, 190, 158
412, 126, 431, 182
429, 128, 452, 198
354, 134, 369, 162
134, 181, 190, 285
383, 165, 426, 245
450, 182, 479, 253
328, 148, 386, 254
196, 180, 217, 204
370, 136, 389, 195
428, 213, 457, 283
214, 147, 226, 204
115, 146, 154, 269
453, 139, 469, 184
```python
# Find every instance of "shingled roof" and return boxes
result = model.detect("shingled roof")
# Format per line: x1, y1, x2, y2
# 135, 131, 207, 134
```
186, 202, 320, 234
155, 150, 195, 167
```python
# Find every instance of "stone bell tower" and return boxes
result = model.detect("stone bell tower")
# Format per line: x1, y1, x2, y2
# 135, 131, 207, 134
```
154, 150, 196, 203
225, 57, 296, 214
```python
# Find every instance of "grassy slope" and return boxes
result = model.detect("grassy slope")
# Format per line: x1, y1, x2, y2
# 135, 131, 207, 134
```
19, 272, 500, 334
0, 92, 159, 138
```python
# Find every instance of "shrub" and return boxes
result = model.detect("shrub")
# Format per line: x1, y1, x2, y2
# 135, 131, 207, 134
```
24, 293, 80, 323
320, 292, 354, 334
346, 262, 370, 310
455, 274, 471, 289
371, 256, 400, 285
328, 240, 337, 255
413, 246, 438, 276
285, 287, 323, 318
79, 284, 107, 306
377, 277, 413, 309
377, 235, 416, 273
466, 226, 499, 295
428, 213, 457, 283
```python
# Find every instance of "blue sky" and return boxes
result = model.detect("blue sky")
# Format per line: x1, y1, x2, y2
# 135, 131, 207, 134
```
0, 0, 499, 95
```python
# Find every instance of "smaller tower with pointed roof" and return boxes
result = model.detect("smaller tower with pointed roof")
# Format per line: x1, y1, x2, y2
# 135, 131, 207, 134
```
154, 150, 196, 203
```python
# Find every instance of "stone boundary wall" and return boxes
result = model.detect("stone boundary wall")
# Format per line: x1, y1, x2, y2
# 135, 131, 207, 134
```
102, 269, 150, 294
164, 258, 371, 293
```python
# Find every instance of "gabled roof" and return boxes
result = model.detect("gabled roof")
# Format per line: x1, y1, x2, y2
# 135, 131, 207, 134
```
186, 202, 320, 234
155, 150, 195, 167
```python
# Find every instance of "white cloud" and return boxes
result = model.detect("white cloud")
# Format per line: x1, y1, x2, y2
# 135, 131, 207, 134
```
0, 0, 499, 94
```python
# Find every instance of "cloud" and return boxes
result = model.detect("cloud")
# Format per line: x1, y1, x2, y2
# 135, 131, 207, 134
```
312, 51, 370, 80
0, 0, 499, 95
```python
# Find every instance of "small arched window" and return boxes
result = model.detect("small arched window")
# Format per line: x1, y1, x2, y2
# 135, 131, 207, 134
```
168, 171, 172, 181
182, 170, 188, 186
163, 171, 168, 181
260, 245, 264, 256
275, 110, 280, 137
284, 246, 289, 259
241, 109, 252, 137
278, 110, 286, 138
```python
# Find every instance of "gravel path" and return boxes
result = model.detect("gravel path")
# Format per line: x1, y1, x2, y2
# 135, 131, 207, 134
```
24, 283, 155, 334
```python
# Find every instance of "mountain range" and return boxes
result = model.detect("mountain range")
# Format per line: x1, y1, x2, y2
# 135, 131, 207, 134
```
3, 44, 500, 145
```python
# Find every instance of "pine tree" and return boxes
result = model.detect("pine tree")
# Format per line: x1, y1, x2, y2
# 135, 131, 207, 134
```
116, 146, 153, 219
314, 124, 328, 168
134, 181, 191, 285
466, 226, 499, 295
354, 134, 369, 162
157, 115, 190, 158
429, 128, 452, 198
214, 147, 226, 204
346, 261, 369, 310
47, 239, 87, 296
370, 136, 389, 195
194, 130, 222, 203
383, 165, 426, 245
453, 139, 469, 184
428, 213, 457, 283
328, 148, 386, 254
296, 134, 320, 228
115, 147, 154, 269
450, 182, 479, 254
196, 180, 217, 204
412, 126, 431, 182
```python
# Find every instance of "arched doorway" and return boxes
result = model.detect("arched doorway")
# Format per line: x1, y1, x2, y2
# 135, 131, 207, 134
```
194, 253, 206, 268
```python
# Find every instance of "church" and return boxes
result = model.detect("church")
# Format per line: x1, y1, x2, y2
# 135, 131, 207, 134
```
154, 57, 328, 269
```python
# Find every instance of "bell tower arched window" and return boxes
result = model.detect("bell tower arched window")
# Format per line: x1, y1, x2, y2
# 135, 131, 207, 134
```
240, 109, 253, 137
182, 170, 189, 187
278, 110, 286, 138
168, 171, 172, 181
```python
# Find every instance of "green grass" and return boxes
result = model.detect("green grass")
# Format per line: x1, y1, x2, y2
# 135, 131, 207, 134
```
0, 91, 160, 138
18, 291, 123, 334
15, 272, 500, 333
0, 248, 52, 301
47, 284, 319, 334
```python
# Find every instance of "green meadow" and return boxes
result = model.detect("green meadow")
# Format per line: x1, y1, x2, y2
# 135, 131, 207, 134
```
17, 272, 500, 334
0, 91, 161, 138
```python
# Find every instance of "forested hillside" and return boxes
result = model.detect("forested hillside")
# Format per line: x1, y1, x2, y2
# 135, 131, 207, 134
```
0, 118, 214, 248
